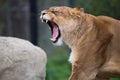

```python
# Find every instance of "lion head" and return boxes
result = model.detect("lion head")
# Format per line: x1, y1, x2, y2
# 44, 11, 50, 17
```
40, 6, 85, 47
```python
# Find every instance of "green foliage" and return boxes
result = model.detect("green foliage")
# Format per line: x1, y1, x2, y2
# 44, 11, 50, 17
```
46, 49, 120, 80
75, 0, 120, 19
46, 50, 71, 80
111, 78, 120, 80
46, 51, 120, 80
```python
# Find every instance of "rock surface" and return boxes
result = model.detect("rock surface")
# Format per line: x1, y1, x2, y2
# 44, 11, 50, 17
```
0, 37, 47, 80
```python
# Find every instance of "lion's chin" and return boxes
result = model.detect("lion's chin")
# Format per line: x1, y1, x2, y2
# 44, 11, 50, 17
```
53, 38, 63, 46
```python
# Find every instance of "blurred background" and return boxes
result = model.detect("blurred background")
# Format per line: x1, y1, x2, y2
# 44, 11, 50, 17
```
0, 0, 120, 80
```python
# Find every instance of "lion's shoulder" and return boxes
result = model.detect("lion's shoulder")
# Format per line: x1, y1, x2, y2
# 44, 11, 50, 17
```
97, 16, 119, 24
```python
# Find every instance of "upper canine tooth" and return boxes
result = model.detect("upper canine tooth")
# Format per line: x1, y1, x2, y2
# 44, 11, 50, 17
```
46, 20, 48, 23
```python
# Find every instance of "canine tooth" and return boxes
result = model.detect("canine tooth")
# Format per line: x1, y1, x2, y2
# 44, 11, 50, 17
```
41, 19, 44, 22
49, 27, 50, 30
46, 20, 48, 23
50, 38, 53, 41
50, 38, 56, 41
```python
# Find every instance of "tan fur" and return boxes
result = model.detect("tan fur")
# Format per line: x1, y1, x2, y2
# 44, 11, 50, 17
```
41, 6, 120, 80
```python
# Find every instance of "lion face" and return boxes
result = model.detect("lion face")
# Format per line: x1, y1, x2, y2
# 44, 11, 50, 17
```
40, 6, 84, 46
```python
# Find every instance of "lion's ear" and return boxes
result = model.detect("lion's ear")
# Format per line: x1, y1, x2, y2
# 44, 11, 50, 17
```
70, 7, 84, 15
74, 8, 84, 12
79, 8, 84, 12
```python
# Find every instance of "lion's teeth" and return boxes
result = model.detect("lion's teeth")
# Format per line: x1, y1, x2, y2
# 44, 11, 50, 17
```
49, 27, 50, 30
50, 38, 53, 41
41, 19, 44, 22
46, 20, 48, 23
50, 38, 56, 41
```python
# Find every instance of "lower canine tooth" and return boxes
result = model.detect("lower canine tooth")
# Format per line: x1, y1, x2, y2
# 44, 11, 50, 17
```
50, 38, 56, 41
41, 19, 44, 22
49, 27, 50, 30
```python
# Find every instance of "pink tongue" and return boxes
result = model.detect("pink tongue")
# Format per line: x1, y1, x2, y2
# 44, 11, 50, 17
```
51, 26, 59, 41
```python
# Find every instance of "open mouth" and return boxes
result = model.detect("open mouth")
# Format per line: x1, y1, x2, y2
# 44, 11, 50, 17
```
43, 20, 61, 43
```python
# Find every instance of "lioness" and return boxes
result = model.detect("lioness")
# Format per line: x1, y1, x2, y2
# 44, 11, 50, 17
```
40, 6, 120, 80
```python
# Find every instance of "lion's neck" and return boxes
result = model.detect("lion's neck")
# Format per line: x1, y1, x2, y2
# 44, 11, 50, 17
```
62, 14, 95, 63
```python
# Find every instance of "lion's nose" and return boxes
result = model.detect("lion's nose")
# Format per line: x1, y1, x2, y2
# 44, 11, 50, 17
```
41, 11, 47, 16
40, 11, 47, 20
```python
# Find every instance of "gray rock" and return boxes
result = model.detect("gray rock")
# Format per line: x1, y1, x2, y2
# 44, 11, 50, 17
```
0, 37, 47, 80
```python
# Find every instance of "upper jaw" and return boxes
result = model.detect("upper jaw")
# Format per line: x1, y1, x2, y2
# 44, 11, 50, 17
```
40, 10, 52, 23
41, 18, 49, 23
40, 14, 50, 23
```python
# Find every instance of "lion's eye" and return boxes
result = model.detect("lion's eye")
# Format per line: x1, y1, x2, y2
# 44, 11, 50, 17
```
51, 11, 62, 15
52, 11, 59, 13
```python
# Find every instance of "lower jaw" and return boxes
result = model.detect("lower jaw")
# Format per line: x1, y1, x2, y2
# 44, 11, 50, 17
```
52, 38, 63, 46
